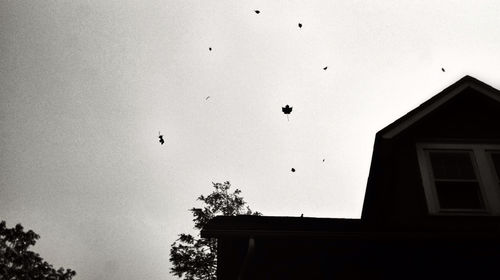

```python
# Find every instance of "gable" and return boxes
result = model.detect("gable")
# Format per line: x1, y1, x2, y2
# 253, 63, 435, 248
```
381, 76, 500, 139
362, 76, 500, 225
407, 87, 500, 139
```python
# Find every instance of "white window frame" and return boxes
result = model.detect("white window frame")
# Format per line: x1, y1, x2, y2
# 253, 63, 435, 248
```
416, 143, 500, 215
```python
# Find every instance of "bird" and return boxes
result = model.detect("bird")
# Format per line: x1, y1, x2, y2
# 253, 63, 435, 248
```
158, 132, 165, 145
441, 68, 445, 72
300, 213, 304, 217
254, 10, 260, 14
206, 96, 210, 100
323, 66, 328, 70
291, 168, 296, 172
209, 47, 212, 51
322, 159, 325, 162
298, 23, 302, 28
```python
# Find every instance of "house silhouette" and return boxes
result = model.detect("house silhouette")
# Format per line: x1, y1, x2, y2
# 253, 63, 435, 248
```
202, 76, 500, 279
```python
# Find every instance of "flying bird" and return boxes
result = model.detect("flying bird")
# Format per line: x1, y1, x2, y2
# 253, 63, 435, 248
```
322, 159, 325, 162
209, 47, 212, 51
291, 168, 296, 172
206, 96, 210, 100
282, 105, 293, 121
441, 68, 445, 72
298, 23, 302, 28
323, 66, 328, 70
158, 132, 165, 145
254, 10, 260, 14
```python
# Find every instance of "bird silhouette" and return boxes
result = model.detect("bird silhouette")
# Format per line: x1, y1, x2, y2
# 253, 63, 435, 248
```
300, 213, 304, 217
323, 66, 328, 70
254, 10, 260, 14
291, 168, 295, 172
206, 96, 210, 100
209, 47, 212, 51
158, 132, 164, 145
322, 159, 325, 162
298, 23, 302, 28
441, 68, 445, 72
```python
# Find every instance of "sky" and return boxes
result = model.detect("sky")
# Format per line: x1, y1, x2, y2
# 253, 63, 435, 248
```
1, 0, 500, 279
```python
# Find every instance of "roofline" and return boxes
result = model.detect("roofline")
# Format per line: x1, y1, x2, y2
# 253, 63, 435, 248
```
201, 229, 500, 239
381, 76, 500, 139
201, 215, 362, 238
201, 229, 364, 238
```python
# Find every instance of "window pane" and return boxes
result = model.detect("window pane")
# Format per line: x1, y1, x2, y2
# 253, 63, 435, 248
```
429, 152, 476, 180
490, 153, 500, 179
435, 181, 484, 210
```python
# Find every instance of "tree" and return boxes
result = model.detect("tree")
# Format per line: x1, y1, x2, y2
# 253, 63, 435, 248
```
0, 221, 76, 280
170, 181, 261, 280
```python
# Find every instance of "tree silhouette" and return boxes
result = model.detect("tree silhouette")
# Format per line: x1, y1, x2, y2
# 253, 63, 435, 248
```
170, 181, 261, 280
0, 221, 76, 280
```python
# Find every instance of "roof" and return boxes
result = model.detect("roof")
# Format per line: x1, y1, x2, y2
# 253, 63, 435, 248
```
203, 76, 500, 239
201, 215, 500, 239
361, 75, 500, 220
201, 215, 362, 238
380, 75, 500, 139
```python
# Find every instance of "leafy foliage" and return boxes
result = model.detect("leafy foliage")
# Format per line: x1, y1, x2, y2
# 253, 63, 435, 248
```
0, 221, 76, 280
170, 181, 261, 280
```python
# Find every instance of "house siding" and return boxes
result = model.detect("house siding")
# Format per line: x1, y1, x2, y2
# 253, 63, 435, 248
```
378, 87, 500, 229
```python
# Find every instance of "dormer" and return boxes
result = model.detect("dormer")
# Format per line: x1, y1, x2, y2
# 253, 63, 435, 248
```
362, 76, 500, 229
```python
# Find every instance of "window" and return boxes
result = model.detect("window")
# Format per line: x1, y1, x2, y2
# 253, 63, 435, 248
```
417, 143, 500, 215
489, 152, 500, 186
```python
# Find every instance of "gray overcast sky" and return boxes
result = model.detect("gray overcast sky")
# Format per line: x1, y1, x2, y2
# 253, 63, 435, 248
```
1, 1, 500, 279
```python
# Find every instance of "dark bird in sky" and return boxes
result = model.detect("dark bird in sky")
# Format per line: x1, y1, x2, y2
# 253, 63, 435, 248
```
441, 68, 445, 72
254, 10, 260, 14
206, 96, 210, 100
158, 131, 164, 145
282, 105, 293, 121
298, 23, 302, 28
323, 159, 325, 162
323, 66, 328, 70
291, 168, 296, 172
209, 47, 212, 51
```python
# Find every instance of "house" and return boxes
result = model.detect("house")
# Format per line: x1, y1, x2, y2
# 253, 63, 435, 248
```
201, 76, 500, 279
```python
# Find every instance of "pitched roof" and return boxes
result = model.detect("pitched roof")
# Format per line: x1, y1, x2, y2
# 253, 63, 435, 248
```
380, 76, 500, 139
203, 76, 500, 238
362, 75, 500, 221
